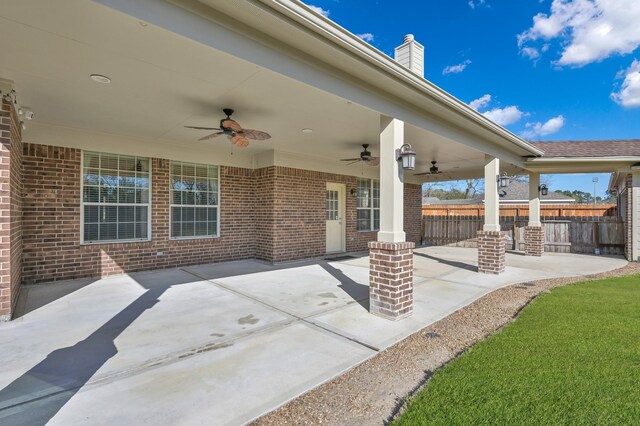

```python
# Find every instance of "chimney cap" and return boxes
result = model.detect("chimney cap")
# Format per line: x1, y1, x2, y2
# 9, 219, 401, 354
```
403, 34, 415, 43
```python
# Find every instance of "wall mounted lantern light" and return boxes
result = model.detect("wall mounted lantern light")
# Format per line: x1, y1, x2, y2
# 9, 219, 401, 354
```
396, 143, 416, 170
497, 172, 510, 189
539, 184, 549, 196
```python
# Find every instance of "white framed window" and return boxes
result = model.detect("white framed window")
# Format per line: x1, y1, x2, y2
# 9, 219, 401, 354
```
170, 161, 219, 239
356, 178, 380, 231
81, 151, 151, 243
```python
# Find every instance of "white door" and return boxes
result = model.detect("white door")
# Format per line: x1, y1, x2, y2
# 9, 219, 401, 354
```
326, 183, 345, 253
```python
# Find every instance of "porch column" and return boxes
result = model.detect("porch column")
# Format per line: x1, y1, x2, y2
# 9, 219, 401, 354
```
369, 116, 414, 321
525, 173, 544, 256
477, 155, 505, 274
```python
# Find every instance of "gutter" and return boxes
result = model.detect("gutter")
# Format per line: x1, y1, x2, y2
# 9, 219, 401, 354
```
527, 156, 640, 163
254, 0, 543, 157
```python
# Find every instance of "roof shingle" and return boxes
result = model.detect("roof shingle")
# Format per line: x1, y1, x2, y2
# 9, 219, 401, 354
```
530, 140, 640, 158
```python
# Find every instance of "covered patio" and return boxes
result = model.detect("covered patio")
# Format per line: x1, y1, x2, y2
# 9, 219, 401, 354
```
0, 248, 626, 425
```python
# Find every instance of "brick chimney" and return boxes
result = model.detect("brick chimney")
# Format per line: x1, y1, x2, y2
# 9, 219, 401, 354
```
394, 34, 424, 77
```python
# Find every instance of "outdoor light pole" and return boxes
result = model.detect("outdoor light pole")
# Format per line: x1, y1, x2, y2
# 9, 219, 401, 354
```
592, 177, 598, 206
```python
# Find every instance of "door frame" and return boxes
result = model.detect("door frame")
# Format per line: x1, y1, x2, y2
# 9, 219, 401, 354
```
326, 182, 346, 254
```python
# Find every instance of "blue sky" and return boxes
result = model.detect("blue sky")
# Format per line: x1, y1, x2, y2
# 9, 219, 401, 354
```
304, 0, 640, 196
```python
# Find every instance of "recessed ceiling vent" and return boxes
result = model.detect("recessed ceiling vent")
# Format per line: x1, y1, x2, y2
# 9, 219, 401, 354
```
394, 34, 425, 77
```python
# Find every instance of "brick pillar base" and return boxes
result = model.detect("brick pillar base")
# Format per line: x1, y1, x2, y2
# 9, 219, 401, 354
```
524, 226, 544, 256
368, 241, 414, 321
477, 231, 506, 274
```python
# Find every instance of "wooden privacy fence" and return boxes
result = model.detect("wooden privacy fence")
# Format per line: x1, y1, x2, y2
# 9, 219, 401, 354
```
422, 203, 617, 218
422, 215, 625, 255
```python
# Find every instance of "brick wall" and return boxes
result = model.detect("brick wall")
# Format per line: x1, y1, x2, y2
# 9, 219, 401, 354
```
22, 145, 255, 283
21, 144, 424, 283
267, 167, 421, 262
0, 100, 22, 320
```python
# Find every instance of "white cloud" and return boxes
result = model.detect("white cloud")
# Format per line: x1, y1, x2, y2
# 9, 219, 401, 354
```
442, 60, 472, 75
468, 0, 486, 9
611, 59, 640, 107
469, 94, 492, 111
521, 115, 566, 139
469, 94, 524, 126
482, 106, 525, 126
518, 0, 640, 67
307, 4, 330, 17
521, 46, 541, 60
356, 33, 375, 42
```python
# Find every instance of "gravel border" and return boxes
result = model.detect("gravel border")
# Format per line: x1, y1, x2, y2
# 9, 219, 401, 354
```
252, 261, 640, 426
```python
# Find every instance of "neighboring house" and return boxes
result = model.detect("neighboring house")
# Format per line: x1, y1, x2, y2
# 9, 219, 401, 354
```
423, 181, 575, 205
499, 181, 575, 204
0, 1, 639, 321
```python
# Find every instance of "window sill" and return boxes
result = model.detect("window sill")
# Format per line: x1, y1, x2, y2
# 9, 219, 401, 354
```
81, 238, 152, 246
169, 235, 220, 241
357, 229, 379, 233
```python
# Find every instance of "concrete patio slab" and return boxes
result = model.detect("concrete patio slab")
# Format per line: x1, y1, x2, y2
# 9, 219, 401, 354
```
0, 247, 627, 425
48, 322, 374, 426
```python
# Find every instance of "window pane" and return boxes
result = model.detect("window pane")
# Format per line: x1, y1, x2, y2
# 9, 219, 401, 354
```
119, 188, 135, 204
84, 223, 98, 241
373, 209, 380, 231
118, 222, 135, 240
136, 206, 148, 222
119, 155, 136, 172
118, 206, 135, 222
195, 222, 208, 236
99, 223, 118, 240
83, 186, 99, 203
100, 206, 118, 223
84, 168, 100, 185
182, 222, 195, 237
84, 205, 99, 223
357, 209, 370, 231
100, 154, 119, 170
84, 152, 100, 168
136, 222, 148, 239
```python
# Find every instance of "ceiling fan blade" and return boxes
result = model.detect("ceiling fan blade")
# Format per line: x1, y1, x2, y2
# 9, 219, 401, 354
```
231, 135, 250, 147
413, 172, 431, 176
340, 158, 361, 162
345, 160, 362, 166
185, 126, 221, 130
241, 129, 271, 140
366, 157, 380, 166
197, 132, 224, 141
222, 118, 243, 132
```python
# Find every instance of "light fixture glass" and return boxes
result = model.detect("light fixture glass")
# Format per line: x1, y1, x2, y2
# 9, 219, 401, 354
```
301, 128, 313, 134
539, 184, 549, 196
396, 143, 416, 170
498, 173, 510, 188
90, 74, 111, 84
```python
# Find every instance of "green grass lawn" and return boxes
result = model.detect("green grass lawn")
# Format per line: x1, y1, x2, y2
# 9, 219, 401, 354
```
394, 275, 640, 426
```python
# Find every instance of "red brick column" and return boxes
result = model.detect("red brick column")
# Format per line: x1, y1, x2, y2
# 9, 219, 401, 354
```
524, 226, 544, 256
0, 98, 22, 321
368, 241, 414, 320
477, 230, 505, 274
